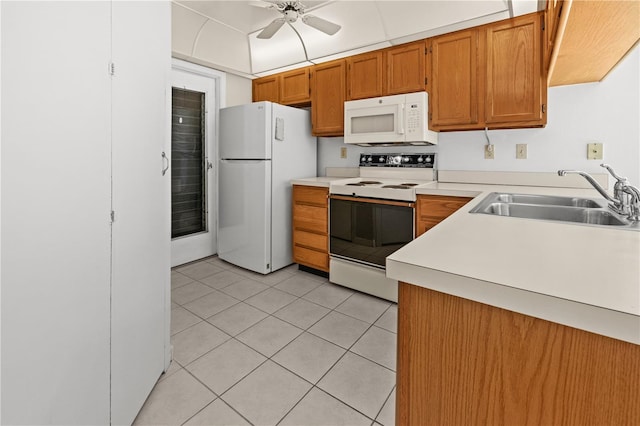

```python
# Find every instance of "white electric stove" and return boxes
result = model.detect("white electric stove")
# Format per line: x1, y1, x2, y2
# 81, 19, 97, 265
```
328, 153, 436, 302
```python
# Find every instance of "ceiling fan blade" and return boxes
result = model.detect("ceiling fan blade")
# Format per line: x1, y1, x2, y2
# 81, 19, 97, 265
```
257, 18, 286, 39
301, 14, 341, 36
248, 0, 279, 8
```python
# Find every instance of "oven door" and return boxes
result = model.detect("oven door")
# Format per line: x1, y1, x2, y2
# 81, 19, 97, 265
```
329, 195, 414, 268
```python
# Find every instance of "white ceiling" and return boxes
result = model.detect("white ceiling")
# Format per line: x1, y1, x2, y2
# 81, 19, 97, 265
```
172, 0, 543, 77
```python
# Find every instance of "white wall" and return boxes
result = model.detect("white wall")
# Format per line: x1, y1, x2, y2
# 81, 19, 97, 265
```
226, 73, 252, 107
319, 45, 640, 188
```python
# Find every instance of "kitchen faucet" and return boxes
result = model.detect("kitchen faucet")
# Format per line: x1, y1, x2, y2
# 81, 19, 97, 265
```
558, 164, 640, 221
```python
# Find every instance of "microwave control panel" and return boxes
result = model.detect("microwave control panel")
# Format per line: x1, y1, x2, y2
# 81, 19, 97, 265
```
406, 103, 422, 136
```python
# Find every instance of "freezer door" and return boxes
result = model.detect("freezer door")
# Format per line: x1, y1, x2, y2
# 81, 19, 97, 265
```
219, 102, 272, 160
218, 159, 272, 274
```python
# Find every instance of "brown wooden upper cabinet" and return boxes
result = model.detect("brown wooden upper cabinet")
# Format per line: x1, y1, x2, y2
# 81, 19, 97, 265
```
485, 12, 545, 126
252, 75, 279, 103
311, 59, 346, 136
346, 51, 383, 100
430, 28, 481, 128
384, 41, 427, 95
279, 67, 311, 106
430, 12, 546, 130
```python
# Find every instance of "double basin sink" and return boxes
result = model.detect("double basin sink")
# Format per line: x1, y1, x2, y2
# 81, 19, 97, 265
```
470, 192, 639, 231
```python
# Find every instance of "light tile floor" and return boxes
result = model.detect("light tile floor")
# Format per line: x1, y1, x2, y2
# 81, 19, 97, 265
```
134, 256, 397, 426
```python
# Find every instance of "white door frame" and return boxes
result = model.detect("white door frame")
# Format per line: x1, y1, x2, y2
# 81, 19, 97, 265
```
170, 59, 226, 267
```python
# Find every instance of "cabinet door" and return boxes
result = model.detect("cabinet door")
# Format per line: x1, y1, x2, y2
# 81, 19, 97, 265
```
431, 29, 481, 127
311, 59, 346, 136
252, 75, 280, 103
110, 3, 170, 424
416, 195, 473, 236
347, 51, 383, 100
384, 41, 426, 95
280, 67, 311, 105
486, 13, 545, 125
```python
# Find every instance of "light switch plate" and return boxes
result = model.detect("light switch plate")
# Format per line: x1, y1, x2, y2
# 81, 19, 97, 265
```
587, 142, 603, 160
340, 146, 347, 159
516, 144, 527, 159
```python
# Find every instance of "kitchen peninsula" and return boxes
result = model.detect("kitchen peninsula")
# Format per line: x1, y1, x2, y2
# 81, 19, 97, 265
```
387, 179, 640, 425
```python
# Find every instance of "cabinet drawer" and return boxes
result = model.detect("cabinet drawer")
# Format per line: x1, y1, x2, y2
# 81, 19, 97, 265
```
293, 246, 329, 272
294, 230, 327, 252
293, 204, 327, 232
293, 185, 328, 206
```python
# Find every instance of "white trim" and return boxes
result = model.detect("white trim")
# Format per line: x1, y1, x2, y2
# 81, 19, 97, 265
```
172, 57, 227, 108
170, 59, 225, 267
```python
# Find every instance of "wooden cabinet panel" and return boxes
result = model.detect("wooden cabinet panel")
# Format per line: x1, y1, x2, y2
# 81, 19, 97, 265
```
293, 230, 327, 253
415, 195, 473, 236
544, 0, 564, 70
397, 283, 640, 425
292, 185, 329, 272
384, 41, 426, 95
293, 204, 327, 232
346, 51, 383, 100
486, 13, 545, 125
431, 29, 481, 127
548, 0, 639, 86
252, 75, 279, 103
293, 246, 329, 271
311, 59, 346, 136
292, 184, 328, 205
279, 67, 311, 105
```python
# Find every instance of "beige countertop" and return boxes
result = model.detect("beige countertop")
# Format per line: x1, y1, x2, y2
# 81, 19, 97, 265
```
291, 176, 343, 187
388, 181, 640, 345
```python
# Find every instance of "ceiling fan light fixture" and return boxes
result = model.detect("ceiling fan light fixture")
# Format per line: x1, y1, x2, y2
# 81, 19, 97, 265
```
255, 0, 341, 39
283, 7, 299, 23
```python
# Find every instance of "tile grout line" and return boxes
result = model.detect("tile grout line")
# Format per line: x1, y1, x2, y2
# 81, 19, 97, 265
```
170, 260, 397, 425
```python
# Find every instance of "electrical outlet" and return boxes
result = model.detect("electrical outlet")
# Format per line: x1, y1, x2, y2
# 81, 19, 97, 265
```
484, 144, 494, 159
587, 142, 603, 160
516, 144, 527, 159
340, 146, 347, 159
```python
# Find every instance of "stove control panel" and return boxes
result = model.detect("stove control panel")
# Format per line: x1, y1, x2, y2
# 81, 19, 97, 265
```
359, 153, 435, 168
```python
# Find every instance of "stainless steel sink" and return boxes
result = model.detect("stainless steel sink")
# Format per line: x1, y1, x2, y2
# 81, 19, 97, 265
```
470, 192, 639, 230
478, 202, 628, 225
492, 193, 604, 208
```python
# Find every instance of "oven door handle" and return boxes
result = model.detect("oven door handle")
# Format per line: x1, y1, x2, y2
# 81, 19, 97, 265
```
329, 194, 415, 209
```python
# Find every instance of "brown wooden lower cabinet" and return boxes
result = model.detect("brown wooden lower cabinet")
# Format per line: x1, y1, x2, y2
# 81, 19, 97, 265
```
396, 282, 640, 425
416, 194, 473, 236
292, 185, 329, 272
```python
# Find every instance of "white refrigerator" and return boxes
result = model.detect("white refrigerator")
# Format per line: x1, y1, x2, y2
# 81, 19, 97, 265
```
218, 102, 317, 274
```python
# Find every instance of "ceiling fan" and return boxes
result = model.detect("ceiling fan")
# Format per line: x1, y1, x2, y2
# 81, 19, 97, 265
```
251, 1, 341, 39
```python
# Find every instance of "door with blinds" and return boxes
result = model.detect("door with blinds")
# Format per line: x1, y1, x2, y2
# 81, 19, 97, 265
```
170, 66, 217, 266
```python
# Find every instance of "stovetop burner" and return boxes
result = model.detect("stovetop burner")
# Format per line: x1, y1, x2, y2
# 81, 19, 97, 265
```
346, 180, 382, 186
382, 185, 411, 189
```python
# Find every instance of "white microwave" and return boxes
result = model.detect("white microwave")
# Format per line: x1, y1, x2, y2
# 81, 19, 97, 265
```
344, 91, 438, 146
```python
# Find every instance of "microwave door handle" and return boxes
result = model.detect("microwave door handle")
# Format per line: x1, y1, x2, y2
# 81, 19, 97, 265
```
397, 104, 405, 135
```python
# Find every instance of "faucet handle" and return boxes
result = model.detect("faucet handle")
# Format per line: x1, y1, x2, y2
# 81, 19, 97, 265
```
600, 164, 628, 183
